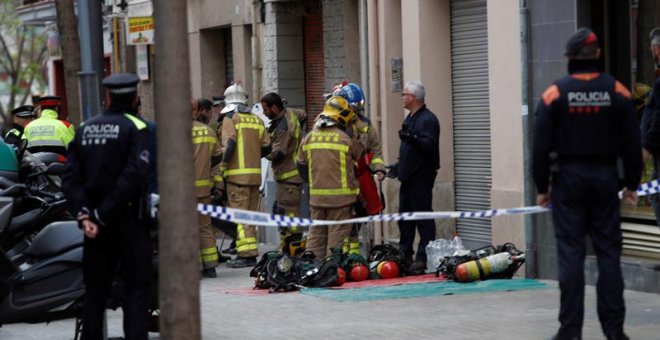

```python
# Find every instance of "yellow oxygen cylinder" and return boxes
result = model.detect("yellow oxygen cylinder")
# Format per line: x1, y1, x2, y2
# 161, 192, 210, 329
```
454, 252, 512, 282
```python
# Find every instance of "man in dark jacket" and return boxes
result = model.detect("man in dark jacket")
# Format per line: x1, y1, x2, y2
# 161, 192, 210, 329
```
397, 80, 440, 275
533, 28, 640, 340
4, 105, 36, 146
62, 73, 152, 340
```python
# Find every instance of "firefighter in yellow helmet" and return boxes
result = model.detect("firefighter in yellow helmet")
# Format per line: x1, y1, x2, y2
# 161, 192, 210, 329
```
220, 84, 271, 268
261, 92, 307, 253
191, 98, 223, 278
335, 82, 386, 255
296, 96, 364, 258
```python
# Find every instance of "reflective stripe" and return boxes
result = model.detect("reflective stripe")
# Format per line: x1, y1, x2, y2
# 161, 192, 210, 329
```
289, 110, 301, 169
192, 136, 217, 145
123, 114, 147, 130
302, 143, 349, 153
235, 122, 265, 131
340, 151, 347, 188
275, 169, 299, 181
214, 175, 224, 183
195, 179, 212, 187
310, 187, 359, 195
371, 158, 385, 165
27, 139, 65, 147
236, 224, 257, 252
201, 246, 219, 266
224, 168, 261, 176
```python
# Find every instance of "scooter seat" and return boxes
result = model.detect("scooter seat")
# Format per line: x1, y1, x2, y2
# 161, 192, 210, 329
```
25, 221, 82, 260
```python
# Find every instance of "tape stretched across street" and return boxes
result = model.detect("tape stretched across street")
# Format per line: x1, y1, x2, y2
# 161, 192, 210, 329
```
195, 180, 660, 228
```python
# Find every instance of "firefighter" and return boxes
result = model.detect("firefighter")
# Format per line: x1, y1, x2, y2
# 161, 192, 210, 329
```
192, 98, 223, 278
220, 84, 271, 268
532, 28, 640, 340
335, 82, 386, 254
22, 95, 75, 156
261, 92, 306, 252
62, 73, 153, 340
296, 96, 364, 258
4, 105, 36, 146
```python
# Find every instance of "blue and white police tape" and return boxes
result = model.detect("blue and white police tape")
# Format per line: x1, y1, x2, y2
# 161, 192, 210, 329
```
195, 179, 660, 228
197, 204, 550, 228
633, 178, 660, 197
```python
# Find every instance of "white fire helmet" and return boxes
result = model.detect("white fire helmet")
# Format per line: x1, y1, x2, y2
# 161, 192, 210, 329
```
221, 84, 249, 114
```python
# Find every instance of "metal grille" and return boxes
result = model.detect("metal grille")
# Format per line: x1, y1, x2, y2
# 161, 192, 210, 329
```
450, 0, 492, 248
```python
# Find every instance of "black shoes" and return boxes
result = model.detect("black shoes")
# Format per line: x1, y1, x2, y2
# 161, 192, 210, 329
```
202, 268, 217, 278
227, 256, 257, 268
218, 254, 231, 263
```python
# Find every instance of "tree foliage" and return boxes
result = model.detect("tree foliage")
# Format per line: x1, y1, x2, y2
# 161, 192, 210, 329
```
0, 0, 48, 124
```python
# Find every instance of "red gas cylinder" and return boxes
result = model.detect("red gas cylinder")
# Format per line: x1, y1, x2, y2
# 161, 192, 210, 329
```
376, 261, 400, 279
335, 267, 346, 286
349, 264, 369, 282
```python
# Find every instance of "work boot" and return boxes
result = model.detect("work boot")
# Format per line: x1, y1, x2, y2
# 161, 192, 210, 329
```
218, 254, 231, 263
227, 256, 257, 268
202, 268, 217, 278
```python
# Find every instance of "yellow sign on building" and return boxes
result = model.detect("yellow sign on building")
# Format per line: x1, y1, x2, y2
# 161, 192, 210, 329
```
126, 17, 154, 45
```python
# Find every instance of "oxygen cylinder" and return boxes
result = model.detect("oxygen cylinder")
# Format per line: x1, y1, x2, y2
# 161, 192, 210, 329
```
454, 252, 520, 282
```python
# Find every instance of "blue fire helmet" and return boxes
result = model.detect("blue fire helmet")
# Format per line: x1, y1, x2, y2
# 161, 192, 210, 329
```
336, 83, 365, 109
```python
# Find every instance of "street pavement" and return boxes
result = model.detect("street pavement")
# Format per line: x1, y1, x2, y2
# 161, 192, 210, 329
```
2, 245, 660, 339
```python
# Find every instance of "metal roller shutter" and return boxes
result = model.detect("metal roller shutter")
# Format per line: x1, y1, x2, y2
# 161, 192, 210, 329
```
450, 0, 492, 249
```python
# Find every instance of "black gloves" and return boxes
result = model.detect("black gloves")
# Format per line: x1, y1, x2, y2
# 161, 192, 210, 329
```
398, 129, 418, 142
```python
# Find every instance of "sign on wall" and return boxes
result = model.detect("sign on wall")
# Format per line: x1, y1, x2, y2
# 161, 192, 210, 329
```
126, 17, 154, 45
136, 45, 149, 80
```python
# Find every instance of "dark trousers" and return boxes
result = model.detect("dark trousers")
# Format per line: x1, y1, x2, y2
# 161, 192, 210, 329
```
398, 171, 437, 262
81, 218, 153, 340
551, 163, 625, 338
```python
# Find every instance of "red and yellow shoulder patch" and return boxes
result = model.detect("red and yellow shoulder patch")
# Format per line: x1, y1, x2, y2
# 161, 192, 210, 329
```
542, 85, 560, 106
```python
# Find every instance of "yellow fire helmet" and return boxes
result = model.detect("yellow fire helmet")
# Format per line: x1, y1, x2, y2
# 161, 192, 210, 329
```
319, 95, 355, 127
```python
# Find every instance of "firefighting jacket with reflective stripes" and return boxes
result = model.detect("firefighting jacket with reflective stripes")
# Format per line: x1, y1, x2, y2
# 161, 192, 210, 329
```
23, 109, 75, 155
266, 108, 305, 184
192, 121, 223, 198
296, 125, 364, 208
350, 113, 386, 174
221, 111, 270, 186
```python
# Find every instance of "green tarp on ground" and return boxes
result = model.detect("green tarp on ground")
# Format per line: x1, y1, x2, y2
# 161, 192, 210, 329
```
300, 279, 548, 302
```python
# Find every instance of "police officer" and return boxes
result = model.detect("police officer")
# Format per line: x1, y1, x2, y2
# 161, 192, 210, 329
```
296, 96, 363, 258
192, 98, 223, 277
397, 80, 440, 275
220, 84, 271, 268
22, 95, 75, 156
532, 28, 640, 340
261, 92, 306, 252
62, 73, 153, 340
4, 105, 36, 146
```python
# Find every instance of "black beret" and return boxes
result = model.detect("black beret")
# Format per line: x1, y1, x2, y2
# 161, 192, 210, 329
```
565, 27, 599, 58
11, 105, 35, 117
102, 73, 140, 94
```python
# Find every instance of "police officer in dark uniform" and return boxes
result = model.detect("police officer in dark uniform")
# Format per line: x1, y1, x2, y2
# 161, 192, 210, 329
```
532, 28, 641, 340
62, 73, 152, 340
4, 105, 36, 146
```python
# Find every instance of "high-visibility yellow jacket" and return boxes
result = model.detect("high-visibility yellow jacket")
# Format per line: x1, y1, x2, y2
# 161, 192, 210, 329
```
296, 125, 363, 208
221, 111, 270, 186
22, 109, 74, 155
192, 121, 223, 198
265, 108, 306, 184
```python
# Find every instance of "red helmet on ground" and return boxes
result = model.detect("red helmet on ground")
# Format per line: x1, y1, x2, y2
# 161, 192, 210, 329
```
376, 261, 400, 279
335, 267, 346, 286
349, 264, 369, 282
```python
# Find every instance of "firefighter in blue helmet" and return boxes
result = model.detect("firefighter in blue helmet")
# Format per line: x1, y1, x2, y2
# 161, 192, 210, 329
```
533, 28, 640, 340
62, 73, 153, 340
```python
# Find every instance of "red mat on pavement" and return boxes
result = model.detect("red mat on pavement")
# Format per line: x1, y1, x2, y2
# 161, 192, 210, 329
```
221, 274, 446, 296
